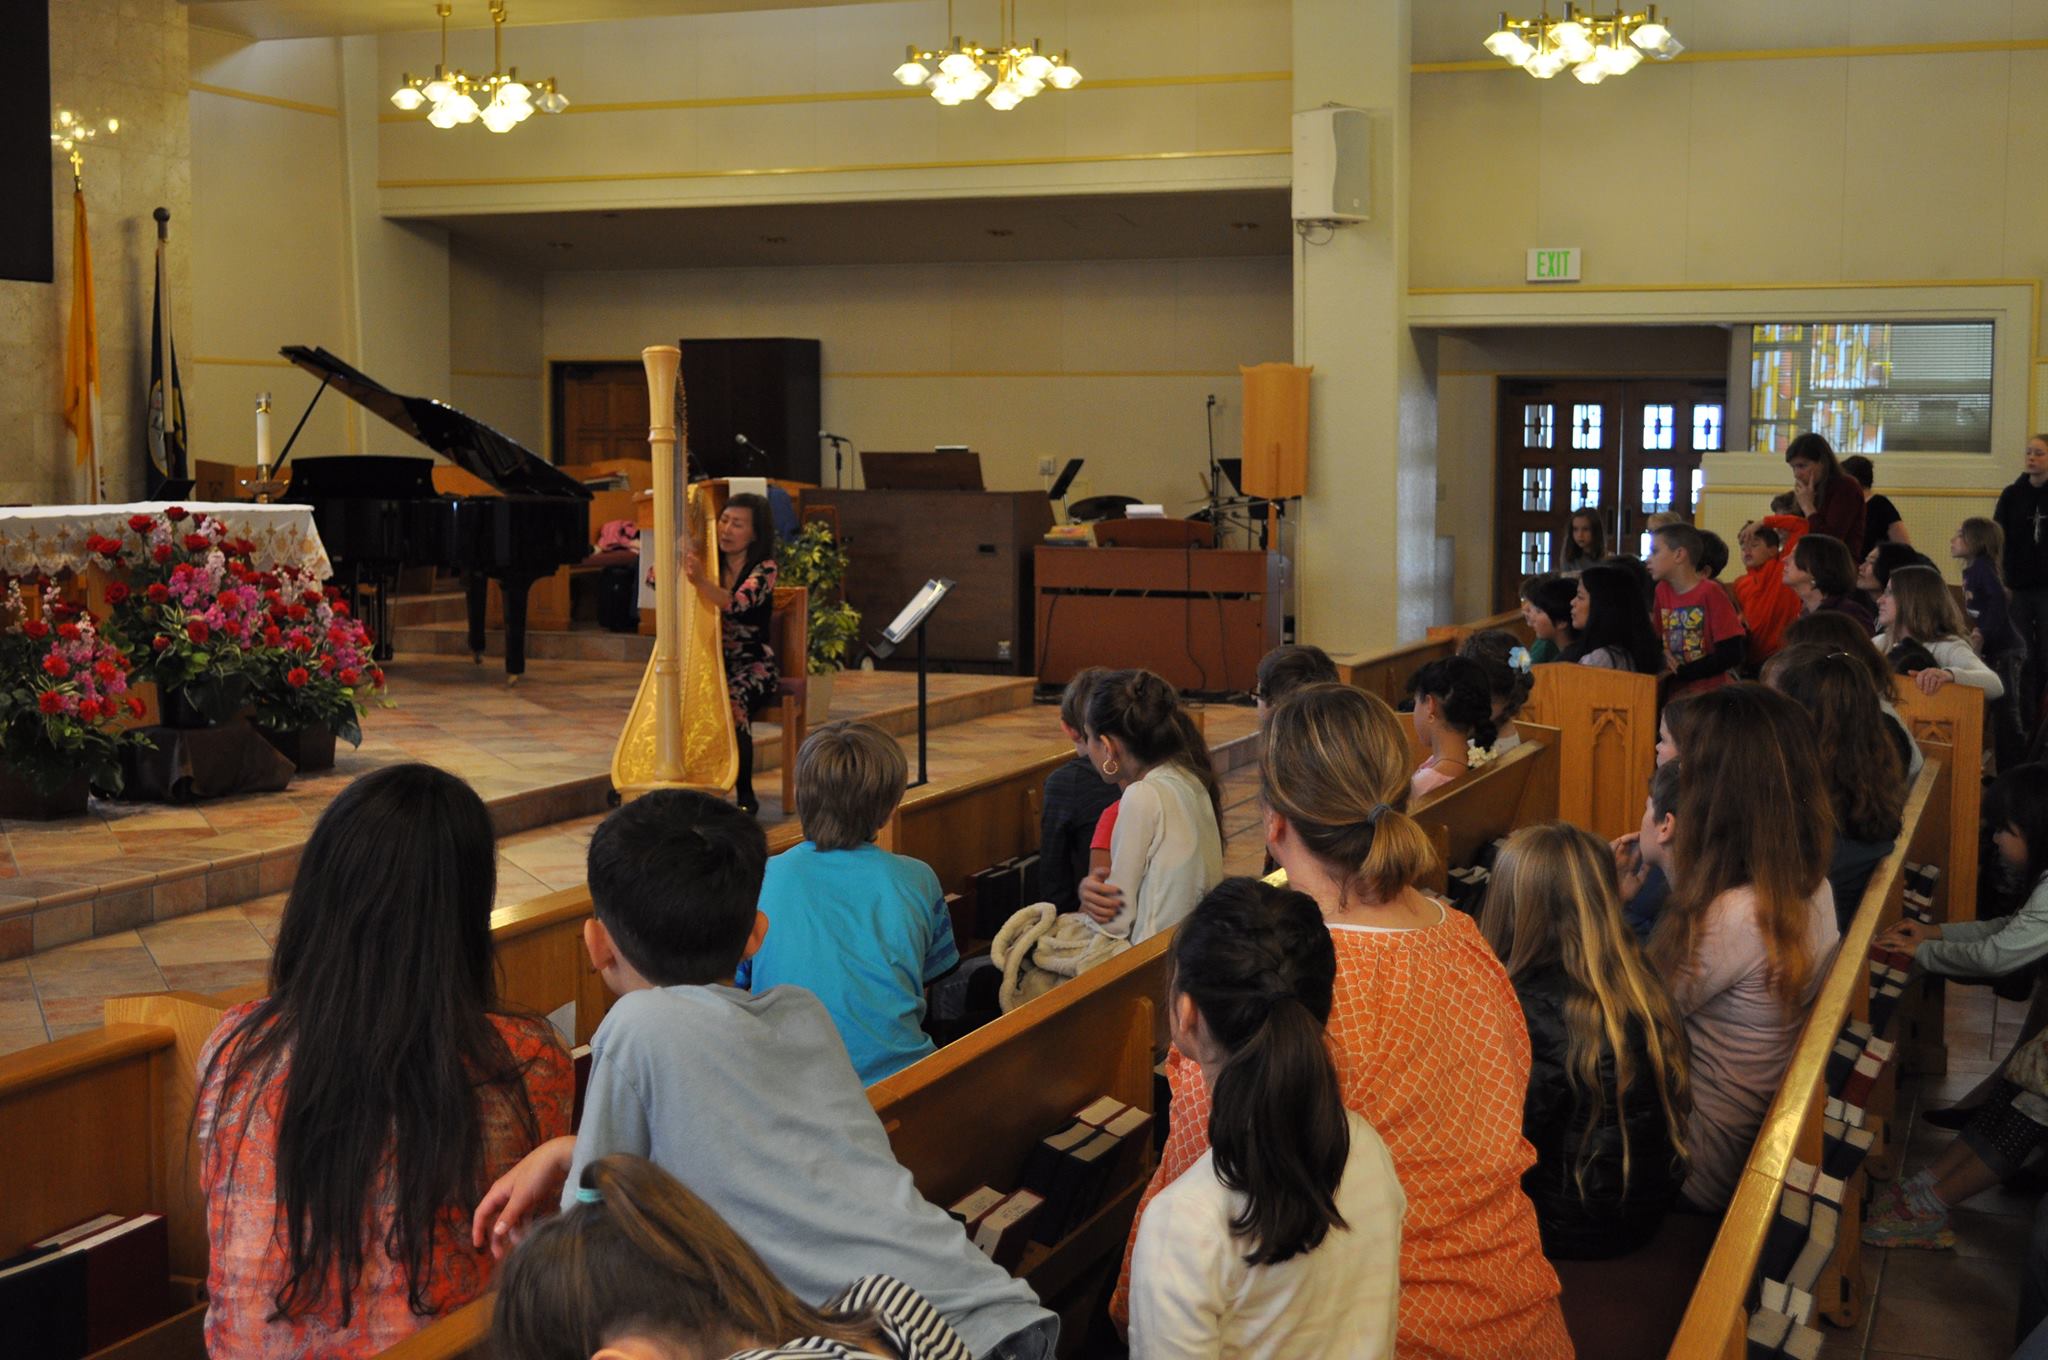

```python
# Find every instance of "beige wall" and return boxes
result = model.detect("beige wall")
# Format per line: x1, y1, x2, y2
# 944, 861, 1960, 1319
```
1431, 326, 1732, 619
543, 254, 1290, 509
370, 0, 1292, 219
187, 30, 354, 467
449, 242, 543, 451
1407, 3, 2048, 594
0, 0, 191, 504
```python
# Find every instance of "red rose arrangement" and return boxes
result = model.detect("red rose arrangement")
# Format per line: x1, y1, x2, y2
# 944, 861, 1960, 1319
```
0, 581, 147, 796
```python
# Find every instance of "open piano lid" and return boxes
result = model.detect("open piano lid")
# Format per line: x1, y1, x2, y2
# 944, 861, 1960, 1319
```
280, 345, 591, 500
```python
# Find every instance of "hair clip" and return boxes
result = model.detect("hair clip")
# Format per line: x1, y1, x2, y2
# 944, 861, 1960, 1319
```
575, 1186, 603, 1205
1508, 646, 1532, 674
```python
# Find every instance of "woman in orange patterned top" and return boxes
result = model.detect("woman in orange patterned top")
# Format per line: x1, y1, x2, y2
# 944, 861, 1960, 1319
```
1112, 684, 1572, 1360
197, 764, 573, 1359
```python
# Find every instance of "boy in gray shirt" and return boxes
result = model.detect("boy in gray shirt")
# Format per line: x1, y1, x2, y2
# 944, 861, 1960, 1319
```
473, 791, 1055, 1360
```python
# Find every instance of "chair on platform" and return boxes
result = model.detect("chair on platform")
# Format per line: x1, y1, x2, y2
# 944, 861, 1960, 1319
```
753, 586, 809, 814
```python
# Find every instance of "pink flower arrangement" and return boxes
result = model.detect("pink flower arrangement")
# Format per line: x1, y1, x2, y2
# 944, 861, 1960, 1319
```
107, 511, 279, 724
248, 564, 387, 747
1, 582, 146, 796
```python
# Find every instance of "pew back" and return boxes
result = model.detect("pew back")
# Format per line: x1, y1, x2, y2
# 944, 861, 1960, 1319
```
883, 748, 1072, 897
1892, 678, 1983, 922
1520, 663, 1658, 842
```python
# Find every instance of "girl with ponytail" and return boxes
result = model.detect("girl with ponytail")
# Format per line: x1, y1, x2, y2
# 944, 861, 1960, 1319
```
1127, 879, 1403, 1359
1073, 669, 1226, 943
1407, 654, 1503, 797
493, 1154, 969, 1360
1114, 683, 1572, 1359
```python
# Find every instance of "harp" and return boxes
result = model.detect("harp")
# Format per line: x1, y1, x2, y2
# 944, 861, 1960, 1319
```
610, 345, 739, 798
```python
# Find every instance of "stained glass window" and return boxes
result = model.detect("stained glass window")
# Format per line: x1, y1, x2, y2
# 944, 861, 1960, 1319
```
1641, 468, 1674, 514
1524, 404, 1555, 449
1692, 403, 1724, 451
1521, 531, 1553, 575
1570, 467, 1602, 511
1572, 404, 1603, 450
1521, 467, 1553, 513
1643, 404, 1675, 451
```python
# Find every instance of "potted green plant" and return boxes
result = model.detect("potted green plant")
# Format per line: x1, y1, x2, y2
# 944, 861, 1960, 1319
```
777, 519, 862, 724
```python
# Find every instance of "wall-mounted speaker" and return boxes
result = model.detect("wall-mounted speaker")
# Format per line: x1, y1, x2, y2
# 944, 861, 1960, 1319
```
1291, 106, 1371, 224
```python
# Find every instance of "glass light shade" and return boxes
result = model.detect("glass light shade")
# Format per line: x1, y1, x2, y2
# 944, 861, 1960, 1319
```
500, 78, 531, 105
1524, 49, 1565, 78
390, 83, 426, 110
986, 81, 1023, 110
448, 92, 480, 123
1652, 35, 1684, 58
1571, 58, 1607, 83
56, 109, 73, 127
1551, 19, 1594, 61
893, 59, 930, 85
423, 71, 456, 102
1483, 28, 1532, 63
426, 101, 462, 128
536, 88, 570, 113
103, 117, 118, 133
512, 98, 535, 121
929, 76, 969, 104
1016, 51, 1054, 81
1012, 76, 1044, 97
1630, 20, 1672, 50
480, 98, 519, 132
963, 66, 993, 94
1597, 43, 1642, 74
938, 50, 977, 77
1048, 62, 1081, 89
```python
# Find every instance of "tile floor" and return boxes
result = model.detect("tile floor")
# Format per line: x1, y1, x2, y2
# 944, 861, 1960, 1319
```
1823, 981, 2036, 1360
0, 713, 1263, 1054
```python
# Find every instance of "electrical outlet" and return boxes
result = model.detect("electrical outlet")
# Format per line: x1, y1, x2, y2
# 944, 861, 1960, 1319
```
1037, 457, 1056, 477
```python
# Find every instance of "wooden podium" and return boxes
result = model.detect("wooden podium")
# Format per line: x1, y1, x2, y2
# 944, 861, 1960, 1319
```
1034, 546, 1281, 694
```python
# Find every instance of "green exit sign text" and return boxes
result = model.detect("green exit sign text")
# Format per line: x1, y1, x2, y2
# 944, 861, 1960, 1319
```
1526, 247, 1582, 283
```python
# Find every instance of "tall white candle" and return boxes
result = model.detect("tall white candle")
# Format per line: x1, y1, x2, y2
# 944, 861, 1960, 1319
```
256, 393, 273, 471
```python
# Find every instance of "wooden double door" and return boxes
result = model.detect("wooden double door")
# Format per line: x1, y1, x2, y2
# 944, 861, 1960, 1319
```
1493, 377, 1728, 610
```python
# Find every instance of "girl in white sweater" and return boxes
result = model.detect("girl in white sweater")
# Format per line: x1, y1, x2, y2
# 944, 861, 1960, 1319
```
1128, 878, 1404, 1360
1874, 564, 2005, 699
1076, 670, 1225, 943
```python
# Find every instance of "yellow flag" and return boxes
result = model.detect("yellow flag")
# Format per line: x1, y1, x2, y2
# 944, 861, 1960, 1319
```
62, 188, 99, 480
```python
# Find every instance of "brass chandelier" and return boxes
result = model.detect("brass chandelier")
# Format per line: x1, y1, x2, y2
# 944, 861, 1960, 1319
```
891, 0, 1081, 110
390, 2, 568, 132
1483, 4, 1683, 83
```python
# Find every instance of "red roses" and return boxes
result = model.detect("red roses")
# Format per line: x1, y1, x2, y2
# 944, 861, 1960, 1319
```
37, 691, 65, 714
285, 667, 310, 688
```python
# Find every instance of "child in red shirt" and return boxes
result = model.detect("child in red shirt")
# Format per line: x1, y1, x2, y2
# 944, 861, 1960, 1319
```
1649, 522, 1746, 695
1735, 522, 1803, 665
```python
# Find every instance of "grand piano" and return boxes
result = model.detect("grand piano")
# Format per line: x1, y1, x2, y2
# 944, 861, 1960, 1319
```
277, 346, 592, 680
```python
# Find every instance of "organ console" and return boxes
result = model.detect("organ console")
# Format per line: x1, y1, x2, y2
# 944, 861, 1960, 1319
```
274, 346, 592, 681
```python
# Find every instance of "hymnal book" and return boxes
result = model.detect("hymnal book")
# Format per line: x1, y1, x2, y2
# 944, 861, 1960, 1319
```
1822, 1121, 1875, 1181
76, 1214, 174, 1353
1019, 1122, 1094, 1201
1036, 1128, 1124, 1244
973, 1191, 1044, 1271
1840, 1041, 1892, 1109
1786, 1200, 1839, 1292
1825, 1034, 1860, 1093
0, 1241, 87, 1359
33, 1214, 124, 1250
1781, 1322, 1824, 1359
1758, 1189, 1811, 1285
1102, 1105, 1156, 1181
1744, 1306, 1792, 1359
948, 1186, 1008, 1230
1074, 1096, 1127, 1127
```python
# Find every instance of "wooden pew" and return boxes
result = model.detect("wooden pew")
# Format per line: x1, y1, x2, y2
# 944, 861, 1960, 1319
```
1891, 677, 1984, 923
882, 747, 1073, 899
1407, 722, 1563, 892
1333, 634, 1454, 706
1662, 760, 1940, 1359
1520, 663, 1659, 843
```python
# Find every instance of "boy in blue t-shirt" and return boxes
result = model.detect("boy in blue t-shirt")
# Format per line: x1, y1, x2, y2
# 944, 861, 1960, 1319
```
737, 720, 958, 1084
471, 790, 1054, 1360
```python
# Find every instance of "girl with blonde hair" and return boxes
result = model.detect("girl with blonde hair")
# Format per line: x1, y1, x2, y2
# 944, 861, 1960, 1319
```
1482, 822, 1691, 1259
1112, 682, 1572, 1359
1874, 564, 2006, 699
1647, 684, 1841, 1210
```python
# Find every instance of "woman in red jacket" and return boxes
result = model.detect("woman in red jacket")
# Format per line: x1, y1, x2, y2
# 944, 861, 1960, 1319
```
1786, 432, 1866, 559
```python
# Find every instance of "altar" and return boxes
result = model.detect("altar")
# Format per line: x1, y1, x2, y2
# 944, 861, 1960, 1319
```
0, 502, 331, 581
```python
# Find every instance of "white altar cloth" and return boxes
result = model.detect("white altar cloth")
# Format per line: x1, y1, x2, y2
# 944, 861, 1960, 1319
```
0, 502, 332, 580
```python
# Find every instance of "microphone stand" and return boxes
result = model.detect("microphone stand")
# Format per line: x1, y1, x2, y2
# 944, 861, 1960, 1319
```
821, 433, 849, 487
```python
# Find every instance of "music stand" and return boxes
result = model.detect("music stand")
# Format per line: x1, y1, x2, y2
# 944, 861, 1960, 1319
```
868, 577, 955, 787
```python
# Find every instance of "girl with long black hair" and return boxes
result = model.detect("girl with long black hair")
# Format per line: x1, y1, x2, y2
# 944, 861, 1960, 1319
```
685, 491, 780, 814
1563, 563, 1663, 673
196, 764, 572, 1359
1127, 877, 1403, 1359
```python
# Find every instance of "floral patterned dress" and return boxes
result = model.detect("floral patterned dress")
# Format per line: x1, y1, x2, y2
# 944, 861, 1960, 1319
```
725, 556, 779, 731
195, 1002, 573, 1360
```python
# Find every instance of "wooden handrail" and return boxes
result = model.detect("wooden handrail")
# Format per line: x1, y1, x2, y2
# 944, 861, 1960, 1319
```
1666, 759, 1940, 1357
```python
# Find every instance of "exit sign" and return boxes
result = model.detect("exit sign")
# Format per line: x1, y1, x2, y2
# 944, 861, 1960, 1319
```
1527, 247, 1581, 282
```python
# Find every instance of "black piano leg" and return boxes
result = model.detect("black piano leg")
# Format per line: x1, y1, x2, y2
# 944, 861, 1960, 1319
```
370, 569, 396, 664
464, 572, 489, 666
499, 574, 535, 684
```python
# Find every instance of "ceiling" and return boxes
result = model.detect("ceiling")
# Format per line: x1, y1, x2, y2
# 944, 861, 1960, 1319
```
184, 0, 895, 40
435, 188, 1292, 271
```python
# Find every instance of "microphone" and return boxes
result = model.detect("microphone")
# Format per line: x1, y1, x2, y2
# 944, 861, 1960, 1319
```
733, 432, 771, 470
819, 430, 850, 443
